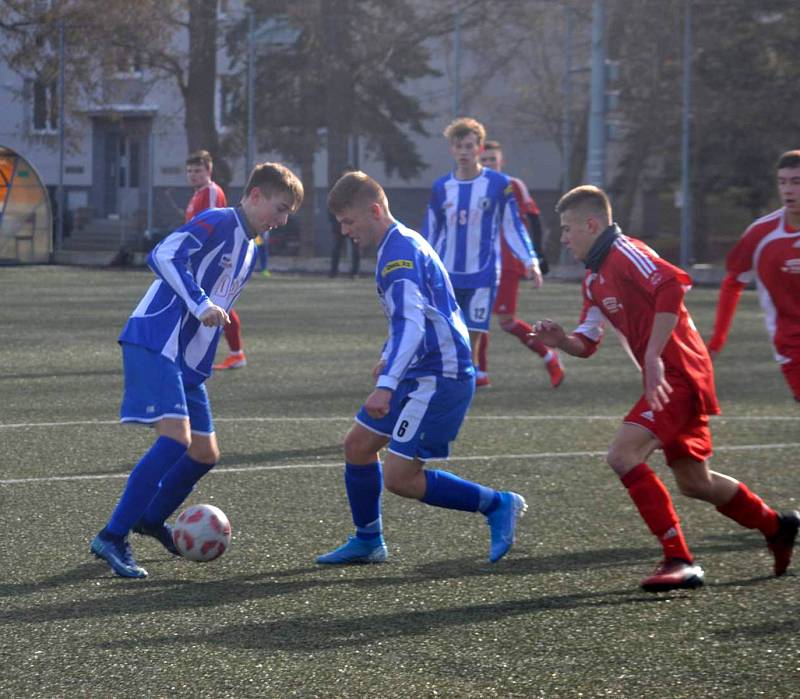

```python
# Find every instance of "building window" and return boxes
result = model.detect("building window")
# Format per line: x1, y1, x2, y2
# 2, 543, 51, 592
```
115, 48, 144, 76
32, 79, 58, 132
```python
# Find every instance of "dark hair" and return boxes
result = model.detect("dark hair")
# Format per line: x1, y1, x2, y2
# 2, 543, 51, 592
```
777, 150, 800, 170
483, 139, 502, 151
328, 171, 388, 214
555, 185, 612, 220
186, 149, 212, 169
244, 162, 304, 211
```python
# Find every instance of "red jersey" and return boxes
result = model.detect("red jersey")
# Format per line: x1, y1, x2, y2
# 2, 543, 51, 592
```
500, 178, 540, 277
185, 182, 227, 223
574, 234, 720, 416
709, 208, 800, 363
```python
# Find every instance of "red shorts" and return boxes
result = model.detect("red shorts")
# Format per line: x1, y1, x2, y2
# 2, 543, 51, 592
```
493, 269, 522, 315
780, 360, 800, 402
623, 379, 713, 465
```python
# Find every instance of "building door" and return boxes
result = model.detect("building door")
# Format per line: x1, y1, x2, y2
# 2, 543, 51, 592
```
92, 116, 150, 220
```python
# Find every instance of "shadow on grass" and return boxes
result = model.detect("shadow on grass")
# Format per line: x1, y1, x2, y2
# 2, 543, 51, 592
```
0, 369, 120, 381
219, 444, 343, 466
0, 535, 772, 625
95, 588, 666, 653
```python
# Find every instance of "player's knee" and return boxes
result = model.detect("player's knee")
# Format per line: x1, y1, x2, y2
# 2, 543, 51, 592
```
606, 447, 636, 477
343, 428, 371, 463
674, 472, 711, 500
383, 469, 415, 498
498, 316, 515, 332
188, 443, 220, 465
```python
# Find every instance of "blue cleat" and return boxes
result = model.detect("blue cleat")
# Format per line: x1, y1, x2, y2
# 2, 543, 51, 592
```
133, 520, 179, 556
486, 491, 527, 563
316, 536, 388, 565
90, 534, 148, 578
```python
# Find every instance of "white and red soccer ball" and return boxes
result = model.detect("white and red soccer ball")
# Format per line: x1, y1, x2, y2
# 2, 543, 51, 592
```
173, 504, 232, 562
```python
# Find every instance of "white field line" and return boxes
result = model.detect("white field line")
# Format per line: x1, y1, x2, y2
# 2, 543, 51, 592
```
0, 414, 796, 430
2, 442, 799, 486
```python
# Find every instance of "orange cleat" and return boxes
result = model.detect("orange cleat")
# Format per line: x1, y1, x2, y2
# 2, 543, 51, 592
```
213, 353, 247, 370
546, 354, 564, 388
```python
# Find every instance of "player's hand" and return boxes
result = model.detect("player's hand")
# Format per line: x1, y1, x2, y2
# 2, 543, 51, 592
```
525, 261, 543, 289
364, 388, 392, 419
372, 359, 386, 382
531, 319, 566, 348
644, 354, 673, 412
199, 304, 230, 327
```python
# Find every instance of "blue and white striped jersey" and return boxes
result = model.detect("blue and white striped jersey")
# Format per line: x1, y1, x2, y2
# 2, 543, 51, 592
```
422, 167, 536, 289
375, 222, 475, 390
119, 207, 257, 386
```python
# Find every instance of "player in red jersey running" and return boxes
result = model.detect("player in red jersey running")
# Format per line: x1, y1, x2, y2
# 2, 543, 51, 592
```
184, 150, 246, 370
476, 140, 563, 388
708, 149, 800, 402
532, 185, 798, 592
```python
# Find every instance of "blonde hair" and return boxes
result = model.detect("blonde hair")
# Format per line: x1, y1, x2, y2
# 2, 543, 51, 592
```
328, 171, 388, 214
555, 185, 612, 222
443, 117, 486, 145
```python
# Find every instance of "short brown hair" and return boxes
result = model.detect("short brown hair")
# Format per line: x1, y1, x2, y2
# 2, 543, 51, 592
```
244, 162, 304, 211
186, 149, 213, 169
483, 139, 502, 151
777, 150, 800, 170
443, 117, 486, 145
328, 171, 388, 215
556, 185, 612, 221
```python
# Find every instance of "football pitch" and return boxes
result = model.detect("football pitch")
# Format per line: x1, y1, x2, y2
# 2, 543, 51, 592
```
1, 266, 798, 698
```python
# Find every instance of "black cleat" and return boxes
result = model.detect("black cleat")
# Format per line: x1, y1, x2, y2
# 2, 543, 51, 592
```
767, 510, 800, 577
133, 520, 180, 556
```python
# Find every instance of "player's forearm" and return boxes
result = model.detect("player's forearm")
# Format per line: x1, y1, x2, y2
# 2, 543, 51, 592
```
645, 313, 679, 360
378, 318, 425, 389
555, 333, 594, 358
149, 242, 209, 317
708, 274, 746, 353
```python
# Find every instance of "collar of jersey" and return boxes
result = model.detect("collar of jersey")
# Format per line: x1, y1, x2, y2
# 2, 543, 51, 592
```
585, 223, 622, 272
377, 223, 399, 256
451, 166, 486, 183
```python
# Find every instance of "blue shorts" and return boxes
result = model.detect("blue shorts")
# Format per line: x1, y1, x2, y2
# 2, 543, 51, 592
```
455, 286, 496, 332
355, 375, 475, 462
119, 343, 214, 435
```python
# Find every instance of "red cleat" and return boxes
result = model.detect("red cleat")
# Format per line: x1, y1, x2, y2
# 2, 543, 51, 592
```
640, 558, 705, 592
213, 352, 247, 370
767, 510, 800, 576
475, 374, 491, 388
546, 354, 564, 388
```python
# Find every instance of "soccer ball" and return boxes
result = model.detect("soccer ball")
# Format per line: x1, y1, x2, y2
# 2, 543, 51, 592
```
172, 504, 232, 562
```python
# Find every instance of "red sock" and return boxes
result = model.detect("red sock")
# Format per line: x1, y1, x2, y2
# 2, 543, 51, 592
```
501, 318, 548, 358
621, 463, 693, 562
224, 309, 243, 353
716, 482, 779, 538
477, 332, 489, 373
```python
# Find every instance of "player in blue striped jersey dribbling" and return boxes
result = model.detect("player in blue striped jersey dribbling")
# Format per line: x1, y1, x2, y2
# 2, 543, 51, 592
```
317, 171, 527, 565
90, 163, 303, 578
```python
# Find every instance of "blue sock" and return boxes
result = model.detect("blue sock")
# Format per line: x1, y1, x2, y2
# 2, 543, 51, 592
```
345, 462, 383, 541
421, 469, 498, 513
139, 454, 215, 526
104, 436, 187, 537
